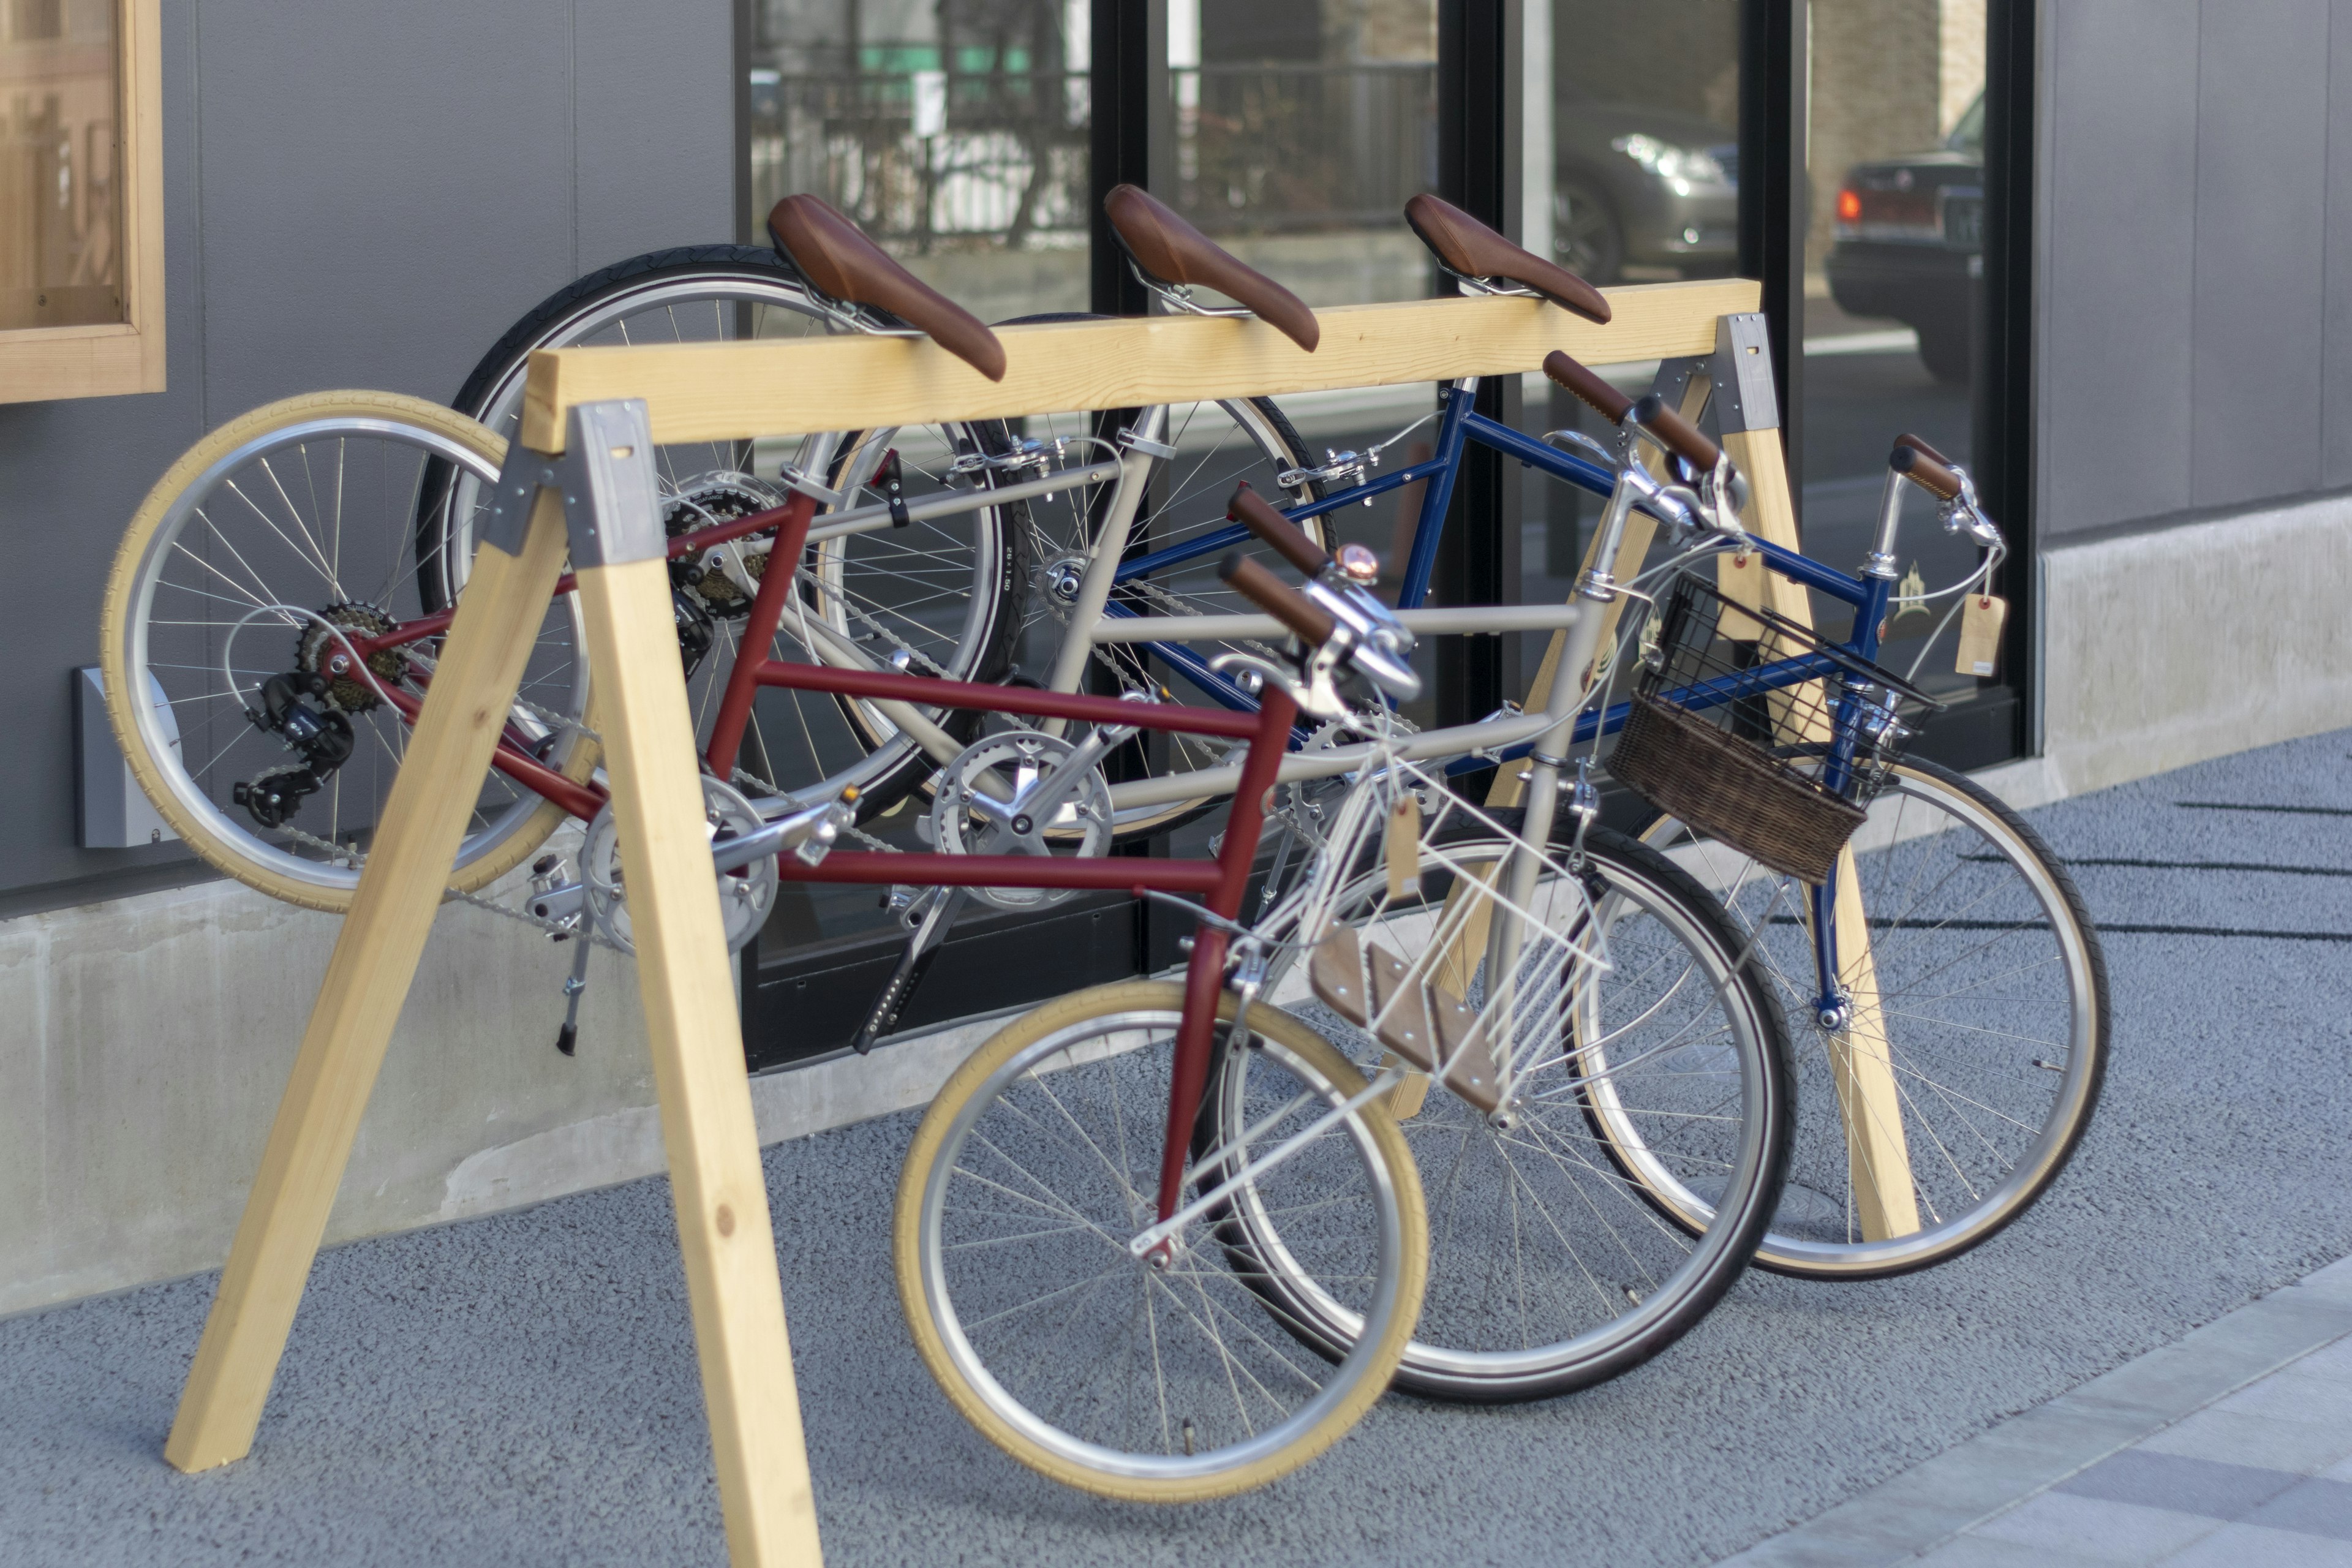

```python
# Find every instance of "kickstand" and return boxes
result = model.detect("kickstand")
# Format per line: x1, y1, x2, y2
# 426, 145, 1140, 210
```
554, 928, 593, 1056
849, 888, 967, 1055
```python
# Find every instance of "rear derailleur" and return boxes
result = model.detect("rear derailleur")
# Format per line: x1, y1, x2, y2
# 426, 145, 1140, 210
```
232, 673, 355, 829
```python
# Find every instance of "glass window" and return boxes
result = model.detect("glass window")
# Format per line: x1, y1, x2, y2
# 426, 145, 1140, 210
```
747, 1, 1093, 322
1804, 0, 1988, 702
2, 0, 124, 331
1158, 0, 1441, 713
1521, 2, 1741, 611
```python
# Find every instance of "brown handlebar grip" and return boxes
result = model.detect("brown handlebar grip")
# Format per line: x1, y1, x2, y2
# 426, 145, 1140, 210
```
1542, 350, 1634, 424
1895, 431, 1954, 467
1629, 393, 1724, 473
1226, 483, 1333, 576
1890, 443, 1964, 500
1219, 551, 1337, 647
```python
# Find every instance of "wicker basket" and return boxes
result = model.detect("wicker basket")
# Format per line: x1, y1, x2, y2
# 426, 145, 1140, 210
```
1605, 574, 1939, 886
1611, 692, 1864, 884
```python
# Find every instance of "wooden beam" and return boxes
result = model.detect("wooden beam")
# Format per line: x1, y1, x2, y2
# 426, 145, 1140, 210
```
573, 554, 824, 1567
165, 489, 573, 1472
1720, 426, 1921, 1243
521, 277, 1762, 453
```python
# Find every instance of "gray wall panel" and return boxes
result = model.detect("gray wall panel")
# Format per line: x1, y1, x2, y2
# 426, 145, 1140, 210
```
193, 0, 578, 414
573, 0, 737, 272
2038, 0, 2199, 538
2041, 0, 2352, 540
2189, 0, 2329, 507
0, 0, 734, 900
2326, 0, 2352, 485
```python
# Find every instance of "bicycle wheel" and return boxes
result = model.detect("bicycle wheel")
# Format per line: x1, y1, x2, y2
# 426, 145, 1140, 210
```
1001, 315, 1328, 840
1636, 754, 2108, 1278
1228, 819, 1793, 1403
100, 391, 594, 912
442, 245, 1027, 817
894, 980, 1425, 1501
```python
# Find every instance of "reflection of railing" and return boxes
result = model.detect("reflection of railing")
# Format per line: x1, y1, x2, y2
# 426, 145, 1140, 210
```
748, 69, 1091, 252
1171, 63, 1435, 235
746, 61, 1438, 254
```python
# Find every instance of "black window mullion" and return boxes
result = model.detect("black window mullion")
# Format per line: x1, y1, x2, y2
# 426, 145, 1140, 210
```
1433, 0, 1521, 741
1977, 0, 2037, 755
1738, 0, 1806, 499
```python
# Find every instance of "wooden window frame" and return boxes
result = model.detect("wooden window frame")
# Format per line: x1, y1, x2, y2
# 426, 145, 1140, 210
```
0, 0, 164, 405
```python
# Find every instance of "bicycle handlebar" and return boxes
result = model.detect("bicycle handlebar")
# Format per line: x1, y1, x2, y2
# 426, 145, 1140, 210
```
1227, 483, 1335, 576
1889, 443, 1964, 501
1542, 350, 1634, 424
1629, 393, 1724, 475
1895, 431, 1954, 467
1217, 551, 1338, 647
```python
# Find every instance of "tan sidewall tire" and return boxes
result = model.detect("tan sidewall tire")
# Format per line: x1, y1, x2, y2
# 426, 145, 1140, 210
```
892, 979, 1427, 1502
99, 390, 599, 914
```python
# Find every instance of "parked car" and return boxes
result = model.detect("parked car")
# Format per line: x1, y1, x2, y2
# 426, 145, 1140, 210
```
1825, 92, 1984, 383
1551, 102, 1739, 284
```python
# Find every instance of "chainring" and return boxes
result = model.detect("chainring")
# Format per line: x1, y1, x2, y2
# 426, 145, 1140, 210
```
929, 729, 1113, 911
581, 775, 777, 956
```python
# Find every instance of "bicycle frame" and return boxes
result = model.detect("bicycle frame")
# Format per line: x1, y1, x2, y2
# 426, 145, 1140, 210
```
1069, 379, 1910, 1025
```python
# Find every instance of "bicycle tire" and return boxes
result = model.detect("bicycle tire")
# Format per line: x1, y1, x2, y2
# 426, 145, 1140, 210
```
437, 246, 1027, 820
101, 391, 595, 913
894, 980, 1425, 1500
1221, 818, 1794, 1403
1635, 753, 2108, 1278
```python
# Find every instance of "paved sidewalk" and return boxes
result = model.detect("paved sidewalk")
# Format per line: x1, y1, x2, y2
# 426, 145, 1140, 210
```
1721, 1257, 2352, 1566
6, 725, 2352, 1566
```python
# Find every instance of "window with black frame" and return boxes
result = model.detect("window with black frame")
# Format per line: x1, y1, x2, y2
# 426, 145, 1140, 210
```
726, 0, 2034, 1065
1801, 0, 2000, 725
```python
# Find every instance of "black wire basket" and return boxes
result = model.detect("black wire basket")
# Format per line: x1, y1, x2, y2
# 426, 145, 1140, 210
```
1607, 572, 1942, 885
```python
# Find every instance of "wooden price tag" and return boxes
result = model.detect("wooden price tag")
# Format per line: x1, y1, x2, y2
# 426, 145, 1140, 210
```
1717, 548, 1766, 641
1956, 593, 2008, 678
1383, 794, 1420, 902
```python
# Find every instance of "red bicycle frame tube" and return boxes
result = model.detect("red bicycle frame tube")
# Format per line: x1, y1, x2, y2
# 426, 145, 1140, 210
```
375, 683, 604, 823
356, 478, 1309, 1228
347, 496, 812, 664
704, 492, 818, 775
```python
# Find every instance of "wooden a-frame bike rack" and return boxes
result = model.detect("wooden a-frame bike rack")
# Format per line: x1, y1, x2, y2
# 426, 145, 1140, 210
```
162, 273, 1915, 1568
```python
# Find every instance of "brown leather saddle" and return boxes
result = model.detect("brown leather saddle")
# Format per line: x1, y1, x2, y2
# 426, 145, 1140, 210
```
1403, 193, 1612, 325
1103, 183, 1321, 353
766, 194, 1007, 381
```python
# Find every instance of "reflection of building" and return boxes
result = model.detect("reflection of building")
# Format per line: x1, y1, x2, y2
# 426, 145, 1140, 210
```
0, 0, 121, 330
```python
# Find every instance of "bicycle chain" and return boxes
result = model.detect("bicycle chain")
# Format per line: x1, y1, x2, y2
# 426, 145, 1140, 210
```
274, 822, 628, 952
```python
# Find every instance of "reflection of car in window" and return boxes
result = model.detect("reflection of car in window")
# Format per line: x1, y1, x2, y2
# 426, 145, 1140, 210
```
1553, 104, 1738, 285
1825, 92, 1984, 383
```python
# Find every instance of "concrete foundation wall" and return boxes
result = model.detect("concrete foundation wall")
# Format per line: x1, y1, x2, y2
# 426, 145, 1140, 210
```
2040, 492, 2352, 796
0, 871, 1015, 1320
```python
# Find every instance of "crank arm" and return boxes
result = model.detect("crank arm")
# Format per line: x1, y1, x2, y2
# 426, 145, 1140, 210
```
849, 887, 970, 1055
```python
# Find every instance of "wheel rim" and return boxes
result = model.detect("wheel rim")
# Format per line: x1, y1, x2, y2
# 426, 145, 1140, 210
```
915, 1007, 1409, 1482
121, 415, 587, 899
449, 268, 1018, 809
1011, 394, 1332, 837
1641, 762, 2101, 1273
1232, 839, 1779, 1390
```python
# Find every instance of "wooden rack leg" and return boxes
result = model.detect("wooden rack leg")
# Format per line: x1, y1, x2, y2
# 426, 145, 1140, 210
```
571, 549, 823, 1568
1720, 424, 1920, 1242
166, 489, 574, 1472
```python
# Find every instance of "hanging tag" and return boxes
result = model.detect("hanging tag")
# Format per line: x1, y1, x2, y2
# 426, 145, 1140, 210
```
1717, 549, 1765, 641
1383, 794, 1420, 902
1956, 593, 2008, 677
